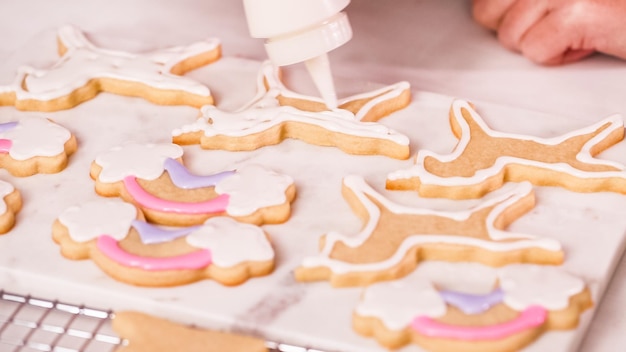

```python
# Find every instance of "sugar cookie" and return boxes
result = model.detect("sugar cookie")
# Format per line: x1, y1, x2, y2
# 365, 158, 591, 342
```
172, 61, 411, 159
353, 262, 592, 352
53, 199, 274, 286
387, 100, 626, 199
0, 25, 220, 111
0, 180, 21, 234
0, 117, 77, 176
112, 311, 268, 352
295, 176, 562, 287
90, 142, 296, 226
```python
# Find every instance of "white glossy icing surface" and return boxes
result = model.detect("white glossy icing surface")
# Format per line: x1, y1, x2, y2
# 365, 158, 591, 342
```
0, 117, 72, 159
215, 164, 294, 216
58, 199, 137, 242
12, 25, 218, 101
355, 276, 446, 331
500, 264, 586, 311
186, 217, 274, 267
94, 142, 183, 182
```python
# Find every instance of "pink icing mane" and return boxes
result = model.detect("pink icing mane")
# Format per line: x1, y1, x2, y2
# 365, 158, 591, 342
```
0, 140, 11, 153
123, 176, 229, 214
410, 305, 547, 340
96, 235, 212, 271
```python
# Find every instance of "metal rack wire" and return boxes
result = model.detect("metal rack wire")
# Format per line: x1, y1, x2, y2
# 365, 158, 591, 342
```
0, 291, 327, 352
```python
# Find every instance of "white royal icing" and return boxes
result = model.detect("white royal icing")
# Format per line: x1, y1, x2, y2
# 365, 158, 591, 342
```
387, 100, 626, 186
0, 180, 15, 214
9, 25, 218, 102
58, 199, 137, 242
185, 217, 274, 267
95, 142, 183, 182
0, 117, 72, 160
355, 276, 446, 331
300, 176, 561, 274
215, 164, 294, 217
171, 61, 410, 147
356, 262, 586, 330
499, 264, 586, 311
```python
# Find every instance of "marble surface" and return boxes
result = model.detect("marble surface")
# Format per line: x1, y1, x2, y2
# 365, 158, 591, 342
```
1, 1, 626, 351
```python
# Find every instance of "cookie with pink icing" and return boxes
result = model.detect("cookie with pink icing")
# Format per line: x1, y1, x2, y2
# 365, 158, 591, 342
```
386, 99, 626, 199
172, 61, 411, 159
0, 25, 220, 112
353, 261, 593, 351
0, 117, 77, 176
53, 198, 274, 286
0, 180, 22, 234
90, 142, 296, 227
295, 175, 563, 287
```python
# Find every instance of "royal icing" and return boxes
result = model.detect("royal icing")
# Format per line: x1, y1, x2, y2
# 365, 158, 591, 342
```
214, 164, 294, 217
94, 143, 293, 219
299, 176, 562, 276
0, 117, 72, 160
97, 235, 212, 271
186, 217, 274, 267
58, 199, 137, 242
439, 288, 504, 315
2, 25, 219, 105
387, 99, 626, 197
171, 61, 411, 158
355, 262, 585, 338
95, 143, 184, 182
411, 306, 547, 341
58, 200, 274, 271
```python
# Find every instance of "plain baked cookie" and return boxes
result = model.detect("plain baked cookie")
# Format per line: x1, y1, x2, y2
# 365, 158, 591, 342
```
353, 262, 592, 352
112, 311, 267, 352
387, 99, 626, 199
0, 117, 77, 176
295, 176, 563, 287
53, 199, 275, 286
0, 180, 22, 234
90, 142, 296, 227
0, 25, 221, 111
172, 61, 411, 159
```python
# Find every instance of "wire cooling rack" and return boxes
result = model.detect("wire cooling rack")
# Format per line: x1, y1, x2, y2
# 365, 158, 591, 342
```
0, 290, 326, 352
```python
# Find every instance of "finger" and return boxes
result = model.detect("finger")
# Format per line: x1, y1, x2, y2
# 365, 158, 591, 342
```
472, 0, 517, 30
518, 12, 589, 65
557, 49, 595, 65
497, 0, 550, 52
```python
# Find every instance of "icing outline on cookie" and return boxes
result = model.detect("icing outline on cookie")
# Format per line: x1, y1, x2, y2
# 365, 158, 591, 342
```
296, 176, 563, 286
0, 25, 221, 111
387, 100, 626, 198
172, 61, 411, 159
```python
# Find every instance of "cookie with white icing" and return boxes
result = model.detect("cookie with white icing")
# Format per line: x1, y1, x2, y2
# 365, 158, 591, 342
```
172, 61, 411, 159
387, 100, 626, 199
0, 25, 220, 111
295, 176, 563, 287
353, 262, 592, 351
53, 199, 275, 286
0, 180, 22, 234
0, 117, 77, 176
90, 142, 296, 227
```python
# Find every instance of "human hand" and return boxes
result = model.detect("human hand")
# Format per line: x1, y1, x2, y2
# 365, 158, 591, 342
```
472, 0, 626, 65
